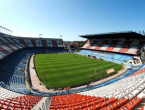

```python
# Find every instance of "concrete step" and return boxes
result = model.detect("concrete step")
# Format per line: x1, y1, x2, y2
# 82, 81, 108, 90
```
32, 97, 50, 110
133, 98, 145, 110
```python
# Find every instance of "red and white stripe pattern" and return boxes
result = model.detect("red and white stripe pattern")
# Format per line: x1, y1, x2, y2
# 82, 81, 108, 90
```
0, 36, 64, 59
18, 39, 29, 47
56, 40, 63, 47
31, 39, 37, 47
13, 38, 25, 47
35, 39, 42, 47
81, 39, 144, 55
46, 40, 53, 47
41, 39, 47, 47
6, 38, 20, 49
24, 39, 33, 47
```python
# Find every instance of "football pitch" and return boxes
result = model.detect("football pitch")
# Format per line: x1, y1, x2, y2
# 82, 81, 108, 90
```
34, 53, 123, 88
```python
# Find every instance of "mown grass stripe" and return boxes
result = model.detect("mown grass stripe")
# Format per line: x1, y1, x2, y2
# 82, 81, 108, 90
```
35, 53, 123, 88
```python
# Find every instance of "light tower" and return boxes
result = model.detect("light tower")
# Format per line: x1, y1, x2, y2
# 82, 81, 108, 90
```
59, 35, 63, 47
39, 34, 42, 38
59, 35, 63, 39
0, 26, 2, 33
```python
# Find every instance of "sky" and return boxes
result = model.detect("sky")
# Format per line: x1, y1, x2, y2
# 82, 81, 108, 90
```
0, 0, 145, 41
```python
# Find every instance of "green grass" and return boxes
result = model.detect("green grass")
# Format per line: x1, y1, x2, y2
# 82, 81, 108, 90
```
34, 53, 123, 88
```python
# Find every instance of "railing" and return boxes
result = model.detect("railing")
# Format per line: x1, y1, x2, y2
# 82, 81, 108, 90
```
37, 97, 51, 110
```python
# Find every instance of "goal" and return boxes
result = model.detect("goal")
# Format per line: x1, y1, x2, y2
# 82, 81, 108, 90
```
94, 68, 105, 75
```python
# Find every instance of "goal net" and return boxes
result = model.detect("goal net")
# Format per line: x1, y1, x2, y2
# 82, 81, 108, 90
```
94, 68, 105, 75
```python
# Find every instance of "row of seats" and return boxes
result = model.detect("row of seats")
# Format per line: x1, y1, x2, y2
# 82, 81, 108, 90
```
50, 69, 145, 110
0, 86, 43, 109
0, 48, 140, 95
77, 49, 132, 64
0, 48, 69, 93
0, 47, 66, 109
0, 35, 64, 60
82, 39, 145, 55
2, 69, 144, 110
127, 66, 145, 77
49, 64, 144, 96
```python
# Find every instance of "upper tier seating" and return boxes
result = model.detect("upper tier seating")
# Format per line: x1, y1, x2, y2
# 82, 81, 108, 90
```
113, 45, 122, 52
82, 39, 145, 55
119, 45, 130, 53
0, 36, 64, 60
127, 46, 139, 54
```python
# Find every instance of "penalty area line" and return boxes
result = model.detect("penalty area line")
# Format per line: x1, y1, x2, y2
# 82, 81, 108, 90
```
63, 68, 78, 82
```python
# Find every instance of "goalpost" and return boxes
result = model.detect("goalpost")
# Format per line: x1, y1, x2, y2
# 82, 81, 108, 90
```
94, 68, 105, 75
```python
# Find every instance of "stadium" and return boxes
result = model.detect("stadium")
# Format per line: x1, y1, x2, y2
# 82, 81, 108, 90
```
1, 1, 145, 110
0, 29, 145, 110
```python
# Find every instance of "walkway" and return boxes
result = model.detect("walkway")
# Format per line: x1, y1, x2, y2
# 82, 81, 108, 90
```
29, 54, 48, 91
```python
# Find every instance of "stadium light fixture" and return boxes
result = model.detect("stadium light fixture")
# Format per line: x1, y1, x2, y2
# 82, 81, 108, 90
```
7, 29, 9, 34
0, 26, 1, 33
59, 35, 63, 47
9, 30, 11, 35
0, 26, 12, 35
139, 30, 141, 34
5, 28, 7, 34
3, 27, 6, 34
59, 35, 63, 39
143, 30, 145, 36
11, 31, 13, 35
5, 28, 6, 34
6, 28, 8, 34
2, 27, 5, 33
2, 27, 4, 33
39, 34, 42, 38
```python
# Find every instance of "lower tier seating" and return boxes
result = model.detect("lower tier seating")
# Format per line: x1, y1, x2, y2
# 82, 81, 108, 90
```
0, 86, 43, 110
127, 65, 145, 77
50, 71, 145, 110
77, 49, 132, 64
0, 48, 69, 93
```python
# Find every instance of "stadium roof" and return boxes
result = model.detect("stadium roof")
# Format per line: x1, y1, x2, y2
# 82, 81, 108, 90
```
80, 31, 144, 39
